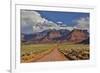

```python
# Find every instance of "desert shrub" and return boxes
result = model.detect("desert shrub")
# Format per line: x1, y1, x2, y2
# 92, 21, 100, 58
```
58, 44, 89, 60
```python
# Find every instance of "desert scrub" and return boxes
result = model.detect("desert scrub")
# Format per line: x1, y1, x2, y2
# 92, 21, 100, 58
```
58, 43, 89, 60
21, 43, 56, 63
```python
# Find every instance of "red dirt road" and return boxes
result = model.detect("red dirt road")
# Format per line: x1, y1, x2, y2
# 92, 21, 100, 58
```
36, 48, 67, 62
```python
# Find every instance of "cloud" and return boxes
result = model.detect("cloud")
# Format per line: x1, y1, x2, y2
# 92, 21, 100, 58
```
21, 10, 43, 24
21, 10, 88, 34
57, 21, 63, 24
21, 10, 44, 34
21, 10, 62, 34
21, 10, 62, 33
74, 17, 89, 31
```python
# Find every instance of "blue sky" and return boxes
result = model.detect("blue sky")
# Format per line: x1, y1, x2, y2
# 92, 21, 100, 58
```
37, 11, 89, 26
21, 10, 89, 34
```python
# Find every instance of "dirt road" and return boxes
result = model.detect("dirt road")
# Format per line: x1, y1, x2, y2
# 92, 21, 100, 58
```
36, 48, 67, 62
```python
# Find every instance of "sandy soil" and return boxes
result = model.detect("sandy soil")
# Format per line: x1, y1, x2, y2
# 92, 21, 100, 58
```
36, 48, 68, 62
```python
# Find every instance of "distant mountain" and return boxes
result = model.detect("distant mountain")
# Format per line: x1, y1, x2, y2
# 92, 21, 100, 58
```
21, 29, 89, 44
79, 38, 89, 44
67, 29, 89, 43
40, 29, 61, 43
22, 29, 70, 43
21, 33, 26, 42
37, 29, 70, 43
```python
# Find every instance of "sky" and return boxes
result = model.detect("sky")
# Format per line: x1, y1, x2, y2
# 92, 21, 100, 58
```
38, 11, 89, 26
21, 9, 89, 34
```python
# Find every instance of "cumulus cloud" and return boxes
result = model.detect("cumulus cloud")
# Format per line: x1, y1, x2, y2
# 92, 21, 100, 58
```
21, 10, 43, 24
22, 10, 88, 34
74, 17, 89, 31
21, 10, 62, 34
21, 10, 43, 34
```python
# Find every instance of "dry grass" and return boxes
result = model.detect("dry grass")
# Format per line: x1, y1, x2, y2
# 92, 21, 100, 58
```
21, 43, 56, 63
21, 43, 90, 63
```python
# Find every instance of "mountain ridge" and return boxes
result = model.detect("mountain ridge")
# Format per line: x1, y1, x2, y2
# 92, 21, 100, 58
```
21, 29, 89, 44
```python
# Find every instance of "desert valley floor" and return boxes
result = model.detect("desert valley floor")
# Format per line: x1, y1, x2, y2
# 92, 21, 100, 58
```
21, 43, 89, 63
